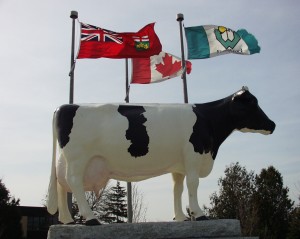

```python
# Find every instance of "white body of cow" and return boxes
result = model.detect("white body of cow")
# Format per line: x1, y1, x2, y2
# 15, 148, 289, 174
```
47, 88, 275, 224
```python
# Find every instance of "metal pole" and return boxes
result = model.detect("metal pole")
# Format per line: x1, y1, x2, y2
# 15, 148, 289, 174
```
69, 10, 78, 104
125, 59, 130, 103
177, 13, 193, 220
127, 182, 133, 223
177, 13, 188, 103
125, 59, 133, 223
68, 10, 78, 215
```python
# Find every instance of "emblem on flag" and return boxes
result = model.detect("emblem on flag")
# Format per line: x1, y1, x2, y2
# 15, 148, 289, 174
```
133, 36, 150, 51
214, 26, 241, 50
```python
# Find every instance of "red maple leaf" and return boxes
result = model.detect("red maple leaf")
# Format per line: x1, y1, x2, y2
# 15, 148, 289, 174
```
155, 53, 182, 77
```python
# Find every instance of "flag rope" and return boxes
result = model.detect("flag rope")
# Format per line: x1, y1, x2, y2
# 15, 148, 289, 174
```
68, 60, 76, 76
124, 85, 130, 102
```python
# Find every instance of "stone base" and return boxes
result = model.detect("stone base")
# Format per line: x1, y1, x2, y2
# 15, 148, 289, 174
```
47, 219, 258, 239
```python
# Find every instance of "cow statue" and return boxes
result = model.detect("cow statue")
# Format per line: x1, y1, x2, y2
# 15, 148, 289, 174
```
46, 86, 275, 225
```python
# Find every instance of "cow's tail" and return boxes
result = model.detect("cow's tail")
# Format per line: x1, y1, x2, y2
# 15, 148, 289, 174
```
46, 111, 58, 215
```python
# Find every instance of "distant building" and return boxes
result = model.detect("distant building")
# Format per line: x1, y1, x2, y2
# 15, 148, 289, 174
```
18, 206, 58, 239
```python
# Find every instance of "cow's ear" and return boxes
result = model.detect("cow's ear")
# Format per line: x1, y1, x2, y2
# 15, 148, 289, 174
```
232, 90, 245, 102
232, 86, 249, 102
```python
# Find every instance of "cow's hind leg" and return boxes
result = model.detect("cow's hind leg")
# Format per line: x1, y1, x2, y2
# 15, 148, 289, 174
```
66, 159, 100, 225
57, 182, 74, 224
172, 173, 186, 221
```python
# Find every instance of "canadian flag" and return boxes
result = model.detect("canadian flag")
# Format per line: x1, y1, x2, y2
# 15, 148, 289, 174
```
131, 51, 192, 84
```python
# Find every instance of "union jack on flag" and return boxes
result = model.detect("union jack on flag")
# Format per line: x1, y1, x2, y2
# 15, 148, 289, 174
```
80, 23, 123, 44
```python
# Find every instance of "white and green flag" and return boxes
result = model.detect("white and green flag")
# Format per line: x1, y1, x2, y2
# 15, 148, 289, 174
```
184, 25, 260, 59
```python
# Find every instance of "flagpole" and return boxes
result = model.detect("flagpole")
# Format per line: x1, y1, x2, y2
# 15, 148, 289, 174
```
125, 58, 133, 223
125, 59, 130, 103
69, 10, 78, 104
67, 10, 78, 215
177, 13, 188, 103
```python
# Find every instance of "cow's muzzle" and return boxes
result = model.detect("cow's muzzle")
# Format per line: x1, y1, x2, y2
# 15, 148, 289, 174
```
269, 120, 276, 134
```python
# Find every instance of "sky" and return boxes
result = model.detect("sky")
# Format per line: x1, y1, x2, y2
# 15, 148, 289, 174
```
0, 0, 299, 222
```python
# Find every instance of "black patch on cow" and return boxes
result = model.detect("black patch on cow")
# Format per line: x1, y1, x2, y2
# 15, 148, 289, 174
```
189, 105, 214, 158
118, 105, 149, 157
55, 104, 80, 148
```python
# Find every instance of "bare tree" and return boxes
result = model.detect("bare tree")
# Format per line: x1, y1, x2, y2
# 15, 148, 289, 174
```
72, 182, 113, 224
131, 183, 148, 222
71, 181, 148, 223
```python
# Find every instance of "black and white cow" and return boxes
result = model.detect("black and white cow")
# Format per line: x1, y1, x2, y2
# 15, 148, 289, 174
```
46, 87, 275, 225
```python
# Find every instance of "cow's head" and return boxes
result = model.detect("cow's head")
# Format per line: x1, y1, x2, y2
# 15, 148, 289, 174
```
230, 86, 276, 135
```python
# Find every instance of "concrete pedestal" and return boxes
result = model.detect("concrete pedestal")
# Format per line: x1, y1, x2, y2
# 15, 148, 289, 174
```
47, 219, 258, 239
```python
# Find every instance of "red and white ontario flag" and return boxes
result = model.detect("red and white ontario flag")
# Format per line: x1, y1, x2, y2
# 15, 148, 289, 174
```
131, 51, 192, 84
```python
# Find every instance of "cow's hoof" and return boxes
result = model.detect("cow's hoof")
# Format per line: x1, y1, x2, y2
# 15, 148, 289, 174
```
66, 221, 76, 225
196, 216, 209, 221
173, 217, 190, 221
85, 219, 101, 226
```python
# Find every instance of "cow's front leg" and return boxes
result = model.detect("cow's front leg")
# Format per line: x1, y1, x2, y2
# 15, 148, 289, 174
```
172, 173, 186, 221
185, 171, 205, 220
66, 159, 100, 225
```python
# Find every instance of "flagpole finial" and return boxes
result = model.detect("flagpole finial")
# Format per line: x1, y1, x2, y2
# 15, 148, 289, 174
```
176, 13, 184, 22
70, 10, 78, 19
